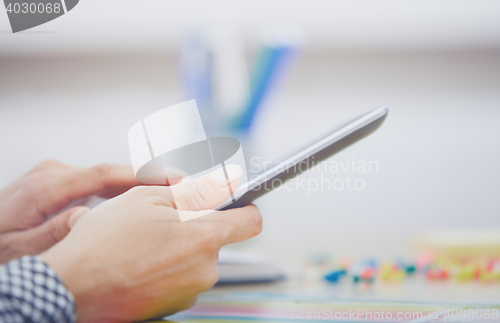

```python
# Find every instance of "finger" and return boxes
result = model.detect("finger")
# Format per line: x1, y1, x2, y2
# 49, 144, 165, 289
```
171, 165, 242, 211
203, 205, 263, 245
68, 206, 90, 228
16, 206, 89, 255
62, 164, 184, 201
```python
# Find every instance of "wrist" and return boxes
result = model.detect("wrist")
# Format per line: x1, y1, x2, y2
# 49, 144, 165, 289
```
40, 242, 116, 322
40, 244, 89, 308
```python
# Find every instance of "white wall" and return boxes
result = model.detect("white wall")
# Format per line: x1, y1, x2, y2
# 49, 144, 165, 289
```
1, 0, 500, 55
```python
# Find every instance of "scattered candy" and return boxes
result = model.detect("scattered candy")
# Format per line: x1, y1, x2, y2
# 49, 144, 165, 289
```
360, 268, 374, 280
324, 269, 346, 283
380, 263, 406, 282
456, 265, 475, 281
426, 268, 449, 280
393, 269, 406, 282
416, 251, 435, 270
306, 254, 500, 285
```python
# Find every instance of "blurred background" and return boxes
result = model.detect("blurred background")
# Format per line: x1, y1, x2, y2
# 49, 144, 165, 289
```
1, 0, 500, 304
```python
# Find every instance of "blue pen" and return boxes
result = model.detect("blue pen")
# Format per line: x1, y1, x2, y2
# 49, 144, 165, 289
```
237, 44, 297, 132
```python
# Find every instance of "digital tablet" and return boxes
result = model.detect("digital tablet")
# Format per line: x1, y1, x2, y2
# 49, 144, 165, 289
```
215, 105, 389, 210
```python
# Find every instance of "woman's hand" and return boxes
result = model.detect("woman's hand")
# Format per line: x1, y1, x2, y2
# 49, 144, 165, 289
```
0, 160, 182, 264
41, 165, 263, 323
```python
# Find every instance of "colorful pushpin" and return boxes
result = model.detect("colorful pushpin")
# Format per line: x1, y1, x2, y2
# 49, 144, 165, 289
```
396, 258, 417, 275
426, 268, 449, 280
416, 251, 435, 271
393, 269, 406, 282
360, 268, 375, 280
380, 264, 393, 282
379, 262, 406, 282
457, 265, 475, 282
324, 269, 347, 283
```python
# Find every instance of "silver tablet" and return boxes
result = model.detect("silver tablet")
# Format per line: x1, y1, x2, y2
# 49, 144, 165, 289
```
215, 105, 389, 210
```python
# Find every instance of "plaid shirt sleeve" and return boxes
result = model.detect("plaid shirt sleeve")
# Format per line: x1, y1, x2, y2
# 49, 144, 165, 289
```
0, 256, 76, 323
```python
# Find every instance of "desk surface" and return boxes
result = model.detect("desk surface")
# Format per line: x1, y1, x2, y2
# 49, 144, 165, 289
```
155, 276, 500, 322
158, 279, 500, 322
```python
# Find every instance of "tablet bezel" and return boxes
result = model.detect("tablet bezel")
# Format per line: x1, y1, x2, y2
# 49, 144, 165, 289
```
216, 105, 389, 210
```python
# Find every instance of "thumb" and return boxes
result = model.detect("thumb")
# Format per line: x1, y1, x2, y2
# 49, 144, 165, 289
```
172, 164, 242, 211
205, 204, 263, 246
68, 206, 90, 228
20, 206, 90, 255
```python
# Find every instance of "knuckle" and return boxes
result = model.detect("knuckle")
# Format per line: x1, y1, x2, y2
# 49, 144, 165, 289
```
93, 163, 114, 177
23, 173, 47, 195
190, 181, 211, 205
44, 220, 66, 245
204, 236, 221, 254
205, 265, 220, 287
20, 172, 50, 207
186, 296, 198, 309
178, 181, 211, 209
177, 296, 198, 312
197, 265, 219, 292
35, 159, 62, 170
23, 161, 65, 198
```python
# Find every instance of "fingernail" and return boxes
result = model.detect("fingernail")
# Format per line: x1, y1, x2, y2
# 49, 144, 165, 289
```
68, 207, 90, 228
211, 165, 242, 187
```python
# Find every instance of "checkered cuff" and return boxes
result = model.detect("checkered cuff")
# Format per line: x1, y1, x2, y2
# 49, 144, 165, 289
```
0, 256, 76, 323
